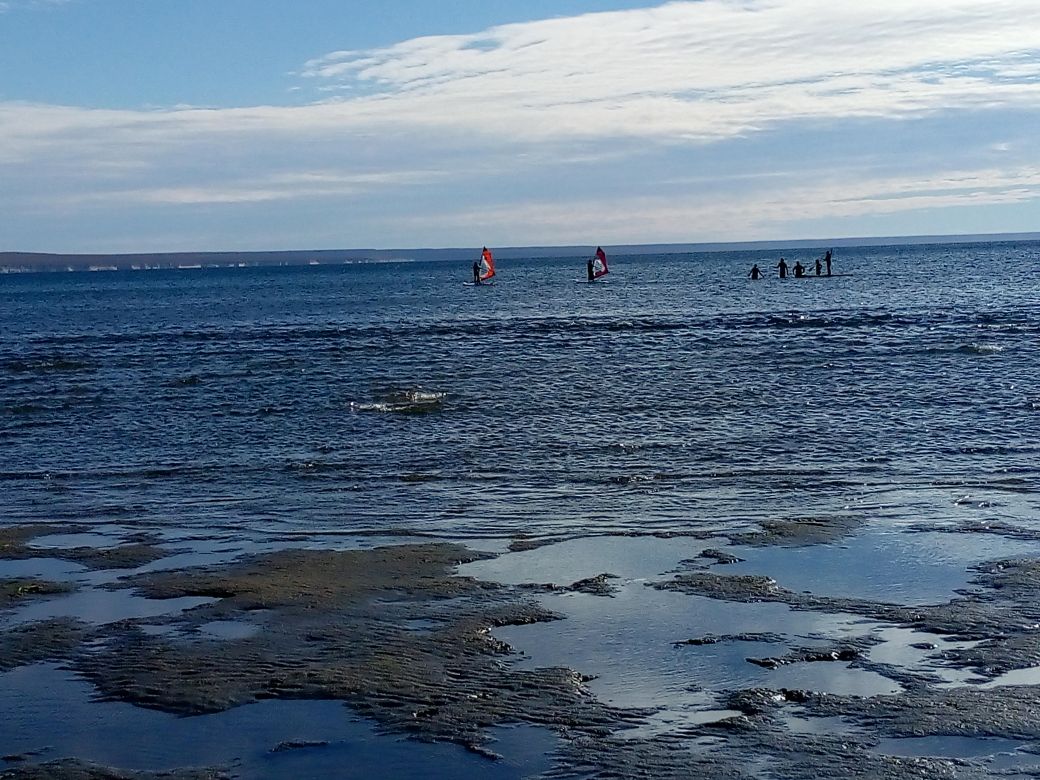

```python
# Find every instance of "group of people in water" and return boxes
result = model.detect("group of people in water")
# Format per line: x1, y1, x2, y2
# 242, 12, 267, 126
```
749, 249, 833, 280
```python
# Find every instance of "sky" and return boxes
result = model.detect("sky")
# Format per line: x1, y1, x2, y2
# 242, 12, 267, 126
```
2, 0, 1040, 253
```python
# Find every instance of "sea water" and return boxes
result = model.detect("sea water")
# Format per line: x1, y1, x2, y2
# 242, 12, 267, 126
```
1, 242, 1039, 541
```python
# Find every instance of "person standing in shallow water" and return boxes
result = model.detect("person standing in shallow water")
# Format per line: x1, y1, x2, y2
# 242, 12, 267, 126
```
794, 261, 805, 278
472, 259, 481, 284
815, 257, 822, 276
749, 264, 762, 280
824, 249, 833, 276
777, 257, 788, 278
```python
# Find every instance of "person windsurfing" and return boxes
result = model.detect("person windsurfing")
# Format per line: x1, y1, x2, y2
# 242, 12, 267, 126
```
589, 247, 609, 280
472, 259, 481, 284
478, 247, 495, 283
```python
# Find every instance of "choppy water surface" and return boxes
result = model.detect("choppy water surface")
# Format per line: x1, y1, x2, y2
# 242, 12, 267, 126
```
2, 242, 1039, 539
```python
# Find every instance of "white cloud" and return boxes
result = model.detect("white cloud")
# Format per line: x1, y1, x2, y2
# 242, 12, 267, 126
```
0, 0, 74, 12
4, 0, 1040, 162
49, 169, 445, 207
298, 0, 1040, 140
3, 0, 1040, 249
389, 165, 1040, 245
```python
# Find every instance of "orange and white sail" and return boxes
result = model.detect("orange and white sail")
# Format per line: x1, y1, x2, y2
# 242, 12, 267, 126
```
479, 247, 496, 281
592, 246, 609, 279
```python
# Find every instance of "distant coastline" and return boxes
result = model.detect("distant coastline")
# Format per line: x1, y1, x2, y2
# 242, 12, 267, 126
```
2, 232, 1038, 273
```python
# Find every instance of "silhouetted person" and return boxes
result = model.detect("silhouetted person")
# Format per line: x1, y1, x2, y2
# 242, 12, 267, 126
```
824, 249, 832, 276
587, 257, 595, 281
749, 264, 762, 280
815, 258, 822, 276
794, 261, 805, 278
472, 260, 481, 284
777, 257, 788, 279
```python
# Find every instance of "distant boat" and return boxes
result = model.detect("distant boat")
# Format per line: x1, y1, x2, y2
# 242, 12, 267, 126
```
479, 247, 496, 282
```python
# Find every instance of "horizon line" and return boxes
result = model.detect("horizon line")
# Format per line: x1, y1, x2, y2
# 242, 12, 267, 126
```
3, 229, 1039, 264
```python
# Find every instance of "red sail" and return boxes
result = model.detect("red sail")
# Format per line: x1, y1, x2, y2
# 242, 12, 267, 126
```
480, 247, 496, 281
593, 246, 609, 279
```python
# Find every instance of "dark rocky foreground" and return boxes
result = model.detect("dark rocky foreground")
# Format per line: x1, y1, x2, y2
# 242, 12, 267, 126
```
3, 518, 1040, 778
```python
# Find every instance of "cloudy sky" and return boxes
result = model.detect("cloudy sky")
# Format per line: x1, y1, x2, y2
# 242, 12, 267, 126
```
3, 0, 1040, 252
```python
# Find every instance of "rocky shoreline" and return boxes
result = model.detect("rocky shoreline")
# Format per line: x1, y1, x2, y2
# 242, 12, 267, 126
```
4, 517, 1040, 778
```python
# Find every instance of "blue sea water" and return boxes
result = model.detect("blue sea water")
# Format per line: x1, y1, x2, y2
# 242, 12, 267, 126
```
2, 242, 1039, 541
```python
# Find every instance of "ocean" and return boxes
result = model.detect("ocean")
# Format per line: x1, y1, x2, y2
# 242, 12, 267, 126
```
2, 241, 1039, 542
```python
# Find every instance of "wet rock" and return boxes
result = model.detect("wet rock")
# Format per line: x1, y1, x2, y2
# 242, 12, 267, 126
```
909, 520, 1040, 543
0, 579, 72, 608
746, 646, 862, 670
59, 545, 169, 570
508, 536, 569, 553
0, 524, 168, 570
545, 733, 749, 779
270, 740, 328, 753
567, 573, 620, 597
0, 759, 228, 779
674, 633, 786, 647
0, 618, 90, 672
0, 524, 86, 553
727, 516, 863, 548
77, 544, 645, 754
653, 572, 1022, 641
938, 632, 1040, 677
811, 684, 1040, 742
698, 548, 745, 565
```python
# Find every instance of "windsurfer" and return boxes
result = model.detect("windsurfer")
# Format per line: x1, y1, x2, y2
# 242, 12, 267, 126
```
587, 258, 595, 281
477, 247, 496, 283
472, 260, 481, 284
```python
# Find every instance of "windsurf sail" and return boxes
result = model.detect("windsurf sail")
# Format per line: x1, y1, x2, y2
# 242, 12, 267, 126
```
592, 246, 609, 279
479, 247, 496, 281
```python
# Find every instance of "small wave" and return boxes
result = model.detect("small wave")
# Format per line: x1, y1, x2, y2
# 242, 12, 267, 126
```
350, 388, 447, 415
956, 343, 1004, 355
916, 342, 1008, 357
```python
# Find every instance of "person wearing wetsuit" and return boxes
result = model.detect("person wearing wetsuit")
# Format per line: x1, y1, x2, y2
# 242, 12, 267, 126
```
777, 258, 788, 279
824, 249, 832, 276
472, 260, 481, 284
749, 264, 762, 280
794, 261, 805, 278
815, 258, 822, 276
587, 258, 595, 281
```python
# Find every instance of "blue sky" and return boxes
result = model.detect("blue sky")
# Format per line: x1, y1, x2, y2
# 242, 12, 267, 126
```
3, 0, 1040, 253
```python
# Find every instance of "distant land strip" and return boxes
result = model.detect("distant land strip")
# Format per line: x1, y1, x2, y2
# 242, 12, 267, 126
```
2, 232, 1038, 273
